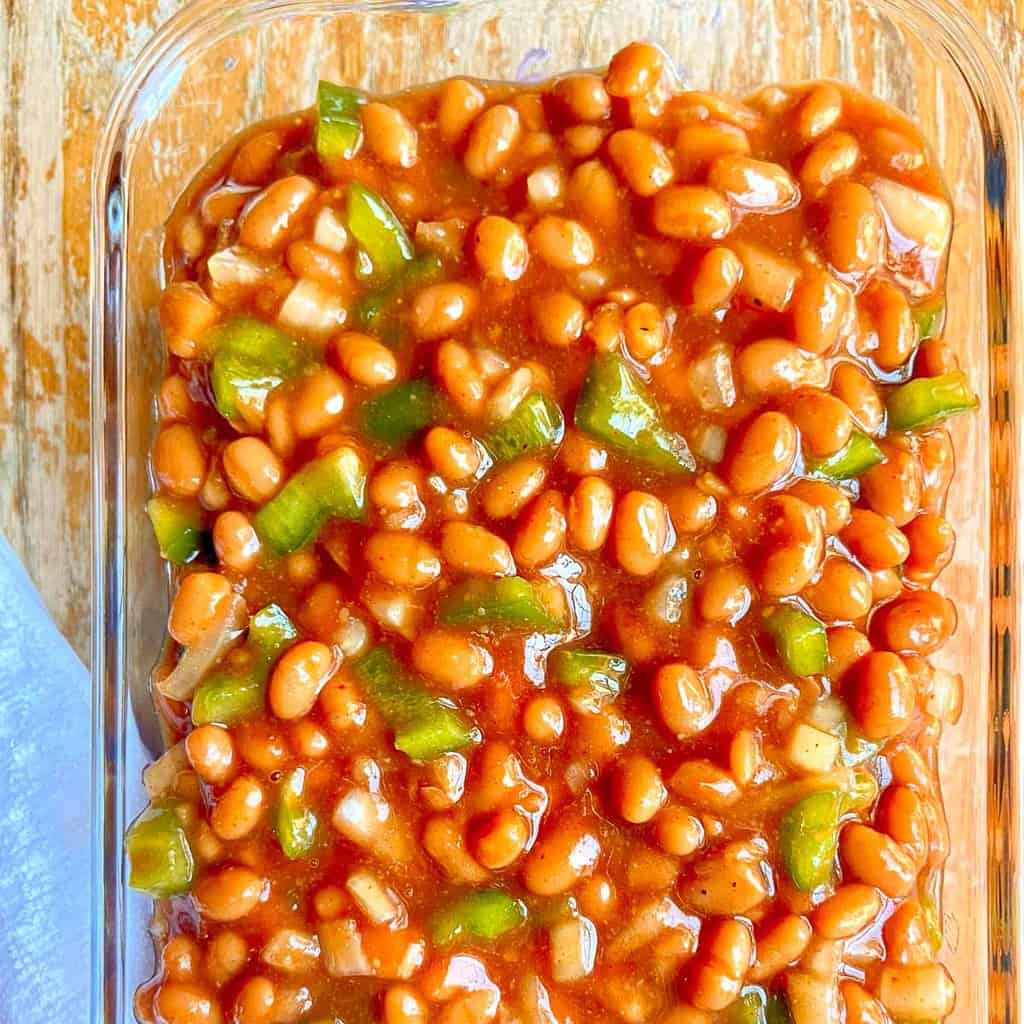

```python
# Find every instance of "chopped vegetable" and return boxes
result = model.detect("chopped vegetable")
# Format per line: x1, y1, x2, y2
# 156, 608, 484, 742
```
315, 81, 365, 161
731, 988, 768, 1024
147, 495, 203, 565
912, 297, 946, 341
779, 790, 843, 892
886, 371, 978, 431
484, 392, 565, 463
765, 993, 793, 1024
253, 445, 367, 556
352, 647, 479, 761
208, 317, 307, 424
191, 603, 298, 726
360, 379, 442, 449
575, 354, 694, 472
549, 649, 629, 702
275, 767, 319, 859
346, 183, 414, 279
125, 802, 194, 896
806, 430, 884, 480
437, 577, 563, 631
765, 606, 828, 676
356, 252, 445, 330
432, 889, 528, 946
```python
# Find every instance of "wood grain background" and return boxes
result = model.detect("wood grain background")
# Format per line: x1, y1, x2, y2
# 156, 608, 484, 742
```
0, 0, 1021, 664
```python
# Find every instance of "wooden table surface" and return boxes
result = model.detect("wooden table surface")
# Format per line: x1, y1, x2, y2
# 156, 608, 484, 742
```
1, 0, 1022, 663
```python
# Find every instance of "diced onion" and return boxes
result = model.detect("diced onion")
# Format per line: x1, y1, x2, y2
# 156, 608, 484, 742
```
318, 918, 370, 978
142, 740, 189, 798
346, 868, 405, 925
261, 928, 320, 973
606, 896, 692, 962
694, 423, 727, 464
644, 574, 689, 625
206, 245, 275, 286
361, 581, 423, 640
312, 207, 349, 253
688, 343, 736, 411
277, 278, 347, 338
549, 915, 598, 982
925, 667, 963, 724
414, 218, 468, 260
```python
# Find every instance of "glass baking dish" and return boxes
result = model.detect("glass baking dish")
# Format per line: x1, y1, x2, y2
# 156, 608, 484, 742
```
89, 1, 1023, 1020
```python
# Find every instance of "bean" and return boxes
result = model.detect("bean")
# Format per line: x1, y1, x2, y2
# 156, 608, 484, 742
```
233, 976, 275, 1024
162, 934, 202, 982
585, 301, 625, 351
159, 375, 196, 422
824, 180, 883, 277
160, 282, 220, 359
205, 930, 249, 987
614, 491, 670, 576
231, 128, 284, 185
213, 510, 261, 573
687, 246, 743, 315
464, 104, 521, 179
841, 980, 889, 1024
560, 431, 608, 475
365, 531, 441, 589
758, 494, 825, 597
285, 240, 351, 289
748, 914, 812, 981
687, 918, 753, 1012
653, 186, 732, 241
796, 83, 843, 140
436, 340, 486, 416
194, 866, 266, 922
862, 445, 923, 526
827, 626, 872, 680
613, 755, 668, 824
186, 725, 236, 785
269, 641, 334, 720
788, 389, 854, 457
211, 775, 266, 840
576, 874, 619, 922
653, 663, 713, 739
872, 567, 903, 604
786, 479, 850, 535
607, 129, 675, 196
735, 338, 826, 397
522, 818, 602, 895
234, 720, 290, 773
291, 368, 347, 440
877, 964, 955, 1020
437, 79, 486, 144
169, 573, 233, 647
238, 175, 318, 250
481, 458, 547, 519
697, 564, 753, 624
384, 985, 429, 1024
370, 461, 425, 525
903, 512, 955, 581
529, 216, 595, 270
514, 491, 566, 569
441, 522, 514, 577
290, 720, 330, 759
523, 695, 566, 744
876, 784, 928, 863
708, 155, 799, 213
803, 556, 873, 622
472, 215, 529, 282
411, 622, 491, 688
412, 282, 478, 339
222, 437, 284, 504
840, 823, 916, 897
362, 102, 418, 167
154, 423, 208, 498
873, 589, 956, 655
566, 476, 615, 551
563, 124, 609, 160
883, 901, 934, 965
841, 508, 910, 569
864, 279, 917, 370
568, 159, 624, 228
848, 650, 914, 740
791, 268, 854, 354
424, 427, 481, 483
812, 884, 882, 939
605, 42, 664, 97
154, 982, 224, 1024
724, 411, 798, 494
800, 131, 860, 198
552, 73, 611, 122
653, 806, 704, 857
674, 120, 751, 177
471, 807, 530, 869
623, 302, 668, 361
831, 361, 884, 433
331, 330, 398, 387
532, 290, 585, 348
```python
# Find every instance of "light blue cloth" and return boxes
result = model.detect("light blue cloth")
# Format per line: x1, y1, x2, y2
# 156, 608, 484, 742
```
0, 535, 90, 1021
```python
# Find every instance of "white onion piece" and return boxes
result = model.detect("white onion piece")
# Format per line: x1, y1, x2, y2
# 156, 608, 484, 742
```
694, 423, 727, 464
689, 344, 736, 411
156, 591, 248, 701
332, 787, 413, 863
318, 919, 370, 978
346, 869, 405, 926
519, 975, 560, 1024
142, 740, 189, 798
414, 218, 468, 260
312, 207, 349, 253
606, 896, 693, 962
644, 574, 689, 625
261, 929, 320, 973
206, 245, 275, 286
549, 915, 598, 982
277, 279, 347, 338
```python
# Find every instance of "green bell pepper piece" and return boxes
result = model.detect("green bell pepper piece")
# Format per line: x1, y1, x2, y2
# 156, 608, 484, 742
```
125, 802, 194, 897
912, 297, 946, 341
765, 994, 793, 1024
360, 379, 442, 449
147, 495, 203, 565
346, 183, 414, 279
356, 252, 445, 331
352, 647, 479, 762
315, 81, 365, 161
208, 317, 307, 423
765, 606, 828, 676
192, 604, 298, 726
436, 577, 563, 632
730, 988, 768, 1024
432, 889, 528, 946
275, 767, 318, 859
483, 392, 565, 464
549, 649, 629, 702
886, 371, 978, 431
806, 430, 884, 480
779, 790, 843, 892
253, 445, 367, 556
574, 354, 694, 473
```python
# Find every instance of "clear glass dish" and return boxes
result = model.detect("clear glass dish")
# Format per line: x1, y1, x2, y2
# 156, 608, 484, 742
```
90, 1, 1023, 1021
